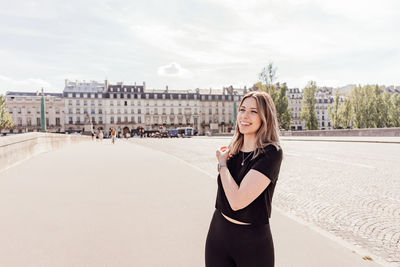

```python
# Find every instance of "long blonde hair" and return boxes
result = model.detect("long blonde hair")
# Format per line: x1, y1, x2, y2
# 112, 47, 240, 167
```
229, 91, 280, 159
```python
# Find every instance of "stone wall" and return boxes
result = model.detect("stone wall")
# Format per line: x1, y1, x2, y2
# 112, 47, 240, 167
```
281, 127, 400, 137
0, 132, 90, 171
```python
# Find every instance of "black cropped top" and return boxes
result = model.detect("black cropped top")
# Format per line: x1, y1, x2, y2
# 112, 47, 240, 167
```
215, 144, 283, 225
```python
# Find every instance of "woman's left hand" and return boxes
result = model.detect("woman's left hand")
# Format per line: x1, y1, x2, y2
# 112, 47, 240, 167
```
216, 146, 232, 164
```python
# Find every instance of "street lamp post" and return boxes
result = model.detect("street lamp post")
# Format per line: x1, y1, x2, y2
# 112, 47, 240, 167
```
40, 88, 47, 132
233, 101, 237, 133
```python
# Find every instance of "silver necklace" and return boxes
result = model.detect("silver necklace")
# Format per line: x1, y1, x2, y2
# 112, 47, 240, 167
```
241, 151, 253, 166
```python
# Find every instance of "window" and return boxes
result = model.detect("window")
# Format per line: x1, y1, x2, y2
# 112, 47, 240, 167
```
68, 100, 72, 105
84, 109, 88, 114
110, 117, 114, 123
138, 116, 141, 123
84, 100, 88, 106
76, 108, 80, 114
91, 109, 95, 114
124, 101, 127, 106
55, 108, 60, 114
124, 116, 128, 122
91, 100, 95, 106
110, 101, 114, 106
99, 109, 103, 114
27, 117, 32, 126
56, 118, 60, 126
69, 117, 73, 124
117, 117, 121, 123
37, 118, 41, 126
138, 109, 141, 114
76, 100, 80, 105
8, 108, 13, 114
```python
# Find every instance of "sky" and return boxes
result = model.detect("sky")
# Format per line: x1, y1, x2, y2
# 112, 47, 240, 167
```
0, 0, 399, 94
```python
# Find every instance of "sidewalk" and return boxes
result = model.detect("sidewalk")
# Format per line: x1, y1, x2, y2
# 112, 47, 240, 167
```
0, 141, 384, 266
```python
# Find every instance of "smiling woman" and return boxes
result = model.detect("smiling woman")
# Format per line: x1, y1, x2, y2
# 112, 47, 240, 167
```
205, 91, 283, 267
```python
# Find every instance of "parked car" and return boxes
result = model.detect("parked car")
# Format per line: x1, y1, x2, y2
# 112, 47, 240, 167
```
160, 130, 169, 138
169, 129, 178, 138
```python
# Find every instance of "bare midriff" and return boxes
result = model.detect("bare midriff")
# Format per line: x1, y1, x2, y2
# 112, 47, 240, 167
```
221, 212, 251, 225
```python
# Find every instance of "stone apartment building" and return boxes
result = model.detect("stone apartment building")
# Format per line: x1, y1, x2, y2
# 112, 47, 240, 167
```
4, 79, 345, 135
62, 80, 247, 135
4, 91, 64, 133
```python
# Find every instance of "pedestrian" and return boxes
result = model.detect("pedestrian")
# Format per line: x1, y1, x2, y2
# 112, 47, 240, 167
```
111, 128, 116, 144
205, 91, 283, 267
99, 130, 103, 141
91, 130, 95, 141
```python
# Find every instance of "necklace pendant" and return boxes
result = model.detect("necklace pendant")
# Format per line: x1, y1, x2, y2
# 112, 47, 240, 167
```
241, 162, 244, 166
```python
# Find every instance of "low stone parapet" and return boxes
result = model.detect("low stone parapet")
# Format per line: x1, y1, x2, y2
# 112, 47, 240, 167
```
281, 127, 400, 137
0, 132, 90, 171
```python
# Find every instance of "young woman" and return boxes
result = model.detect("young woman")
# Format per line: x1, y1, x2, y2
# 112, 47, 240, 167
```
205, 91, 283, 267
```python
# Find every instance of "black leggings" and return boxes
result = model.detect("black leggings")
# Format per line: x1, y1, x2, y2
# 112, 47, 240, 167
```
205, 210, 274, 267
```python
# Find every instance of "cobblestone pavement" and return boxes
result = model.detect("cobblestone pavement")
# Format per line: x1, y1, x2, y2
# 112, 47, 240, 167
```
129, 137, 400, 266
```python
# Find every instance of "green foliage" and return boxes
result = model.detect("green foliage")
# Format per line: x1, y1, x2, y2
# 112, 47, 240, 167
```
328, 90, 342, 129
0, 95, 15, 131
339, 98, 352, 129
300, 81, 318, 130
275, 83, 292, 130
389, 93, 400, 127
257, 63, 291, 130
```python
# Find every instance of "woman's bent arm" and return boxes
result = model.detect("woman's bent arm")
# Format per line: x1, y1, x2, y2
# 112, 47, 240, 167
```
219, 167, 271, 211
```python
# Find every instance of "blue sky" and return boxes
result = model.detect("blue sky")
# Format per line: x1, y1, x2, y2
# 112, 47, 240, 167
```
1, 0, 399, 94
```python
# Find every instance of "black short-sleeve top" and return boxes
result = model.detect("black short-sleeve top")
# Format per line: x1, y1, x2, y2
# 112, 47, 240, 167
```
215, 144, 283, 225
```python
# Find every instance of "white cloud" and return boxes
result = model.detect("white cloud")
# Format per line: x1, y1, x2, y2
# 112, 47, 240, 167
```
1, 0, 399, 91
0, 76, 52, 94
157, 63, 190, 77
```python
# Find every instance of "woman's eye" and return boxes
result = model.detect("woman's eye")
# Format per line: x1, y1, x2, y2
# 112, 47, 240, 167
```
252, 111, 258, 113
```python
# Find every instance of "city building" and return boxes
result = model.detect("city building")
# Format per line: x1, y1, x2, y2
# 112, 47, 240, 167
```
4, 91, 64, 134
287, 87, 305, 130
62, 80, 248, 136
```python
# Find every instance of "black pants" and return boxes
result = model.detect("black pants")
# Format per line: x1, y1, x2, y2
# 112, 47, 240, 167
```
205, 209, 274, 267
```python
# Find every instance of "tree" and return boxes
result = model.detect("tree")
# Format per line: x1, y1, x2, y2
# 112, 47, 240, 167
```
300, 81, 318, 130
350, 85, 364, 128
338, 98, 352, 129
381, 91, 391, 127
275, 83, 292, 130
257, 63, 291, 129
0, 95, 15, 132
328, 90, 342, 129
389, 93, 400, 127
258, 62, 278, 101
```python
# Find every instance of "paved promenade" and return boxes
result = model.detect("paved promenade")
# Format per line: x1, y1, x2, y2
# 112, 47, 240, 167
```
129, 136, 400, 266
0, 137, 395, 266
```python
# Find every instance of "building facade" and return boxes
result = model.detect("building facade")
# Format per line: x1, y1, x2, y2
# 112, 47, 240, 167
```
4, 92, 65, 133
4, 79, 347, 135
62, 80, 247, 136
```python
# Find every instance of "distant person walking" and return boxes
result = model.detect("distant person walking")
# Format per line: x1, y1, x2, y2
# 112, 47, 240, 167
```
99, 130, 103, 141
205, 91, 283, 267
111, 128, 116, 144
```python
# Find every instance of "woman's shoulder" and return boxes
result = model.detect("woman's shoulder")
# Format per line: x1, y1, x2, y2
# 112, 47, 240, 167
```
259, 144, 283, 158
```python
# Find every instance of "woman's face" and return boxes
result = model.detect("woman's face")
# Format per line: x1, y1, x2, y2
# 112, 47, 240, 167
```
237, 97, 262, 136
